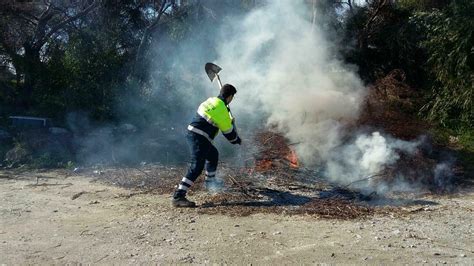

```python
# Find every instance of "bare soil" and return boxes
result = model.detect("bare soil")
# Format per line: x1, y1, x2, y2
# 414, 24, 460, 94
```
1, 167, 473, 264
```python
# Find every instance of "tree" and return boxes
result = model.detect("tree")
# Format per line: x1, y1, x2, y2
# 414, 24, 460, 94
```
131, 0, 175, 82
341, 0, 427, 84
0, 0, 99, 109
414, 0, 474, 130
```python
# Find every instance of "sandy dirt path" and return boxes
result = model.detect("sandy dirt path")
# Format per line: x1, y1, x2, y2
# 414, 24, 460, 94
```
1, 169, 473, 264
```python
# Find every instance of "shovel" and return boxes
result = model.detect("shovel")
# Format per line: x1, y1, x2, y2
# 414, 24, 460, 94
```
205, 62, 223, 89
204, 62, 242, 152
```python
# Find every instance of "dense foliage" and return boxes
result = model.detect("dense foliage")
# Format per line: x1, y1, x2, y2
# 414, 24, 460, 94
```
0, 0, 472, 138
339, 0, 472, 133
414, 0, 473, 130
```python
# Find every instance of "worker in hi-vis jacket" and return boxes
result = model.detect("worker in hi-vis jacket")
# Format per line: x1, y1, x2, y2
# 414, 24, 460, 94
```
172, 84, 241, 207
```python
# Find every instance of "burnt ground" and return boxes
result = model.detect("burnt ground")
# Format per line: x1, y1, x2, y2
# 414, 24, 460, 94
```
1, 164, 473, 264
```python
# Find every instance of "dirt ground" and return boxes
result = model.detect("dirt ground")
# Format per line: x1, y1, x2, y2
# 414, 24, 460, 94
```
1, 167, 473, 264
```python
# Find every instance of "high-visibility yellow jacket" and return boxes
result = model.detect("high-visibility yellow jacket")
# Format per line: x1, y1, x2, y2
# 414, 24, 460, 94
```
188, 96, 239, 143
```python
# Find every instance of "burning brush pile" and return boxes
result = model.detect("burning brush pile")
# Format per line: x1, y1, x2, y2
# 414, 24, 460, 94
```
91, 125, 447, 219
195, 130, 379, 219
253, 131, 300, 172
89, 129, 380, 219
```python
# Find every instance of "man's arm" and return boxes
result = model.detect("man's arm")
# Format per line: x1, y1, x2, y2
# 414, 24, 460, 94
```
223, 126, 241, 144
215, 105, 241, 145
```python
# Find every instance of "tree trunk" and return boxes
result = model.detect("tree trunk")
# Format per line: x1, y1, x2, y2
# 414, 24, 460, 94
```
22, 43, 42, 109
131, 29, 152, 83
129, 2, 171, 83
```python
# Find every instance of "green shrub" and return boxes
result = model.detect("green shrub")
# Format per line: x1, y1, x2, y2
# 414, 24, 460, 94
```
413, 0, 473, 130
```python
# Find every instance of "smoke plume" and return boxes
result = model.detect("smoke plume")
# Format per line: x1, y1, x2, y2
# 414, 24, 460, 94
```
214, 1, 431, 193
215, 3, 364, 161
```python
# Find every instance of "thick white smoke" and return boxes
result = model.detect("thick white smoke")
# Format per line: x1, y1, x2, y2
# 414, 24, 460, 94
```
216, 1, 364, 161
214, 1, 424, 192
217, 1, 364, 161
326, 132, 421, 185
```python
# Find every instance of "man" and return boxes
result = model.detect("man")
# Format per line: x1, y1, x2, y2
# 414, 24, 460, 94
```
172, 84, 241, 207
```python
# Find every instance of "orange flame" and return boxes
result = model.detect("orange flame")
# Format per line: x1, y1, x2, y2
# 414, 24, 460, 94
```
287, 148, 299, 168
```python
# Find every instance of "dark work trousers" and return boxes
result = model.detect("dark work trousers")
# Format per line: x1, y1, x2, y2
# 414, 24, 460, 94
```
175, 131, 218, 196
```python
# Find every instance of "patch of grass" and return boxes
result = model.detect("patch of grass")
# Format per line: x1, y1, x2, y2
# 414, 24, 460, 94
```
30, 151, 75, 169
428, 127, 453, 146
429, 126, 474, 180
458, 130, 474, 152
457, 130, 474, 180
30, 153, 57, 168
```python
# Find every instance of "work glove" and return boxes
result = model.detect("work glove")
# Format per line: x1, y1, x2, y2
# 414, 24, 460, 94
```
234, 136, 242, 145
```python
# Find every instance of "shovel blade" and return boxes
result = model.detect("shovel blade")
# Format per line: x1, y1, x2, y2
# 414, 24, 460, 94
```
205, 62, 222, 82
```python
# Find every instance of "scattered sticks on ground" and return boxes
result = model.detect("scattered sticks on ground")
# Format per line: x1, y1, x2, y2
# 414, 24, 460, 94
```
89, 162, 381, 219
71, 191, 87, 200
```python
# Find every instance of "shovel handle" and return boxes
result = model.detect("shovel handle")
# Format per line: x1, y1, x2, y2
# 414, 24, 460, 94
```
216, 74, 223, 88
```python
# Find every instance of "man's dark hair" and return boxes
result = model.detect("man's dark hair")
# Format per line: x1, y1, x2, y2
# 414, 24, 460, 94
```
219, 84, 237, 99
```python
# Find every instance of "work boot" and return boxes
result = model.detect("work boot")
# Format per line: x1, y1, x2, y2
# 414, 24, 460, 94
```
172, 190, 196, 208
